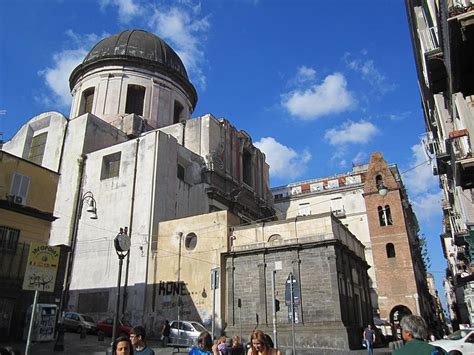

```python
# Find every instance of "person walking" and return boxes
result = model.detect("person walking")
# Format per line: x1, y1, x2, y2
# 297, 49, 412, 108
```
189, 331, 220, 355
113, 335, 134, 355
130, 326, 154, 355
161, 320, 170, 347
393, 315, 444, 354
363, 324, 376, 355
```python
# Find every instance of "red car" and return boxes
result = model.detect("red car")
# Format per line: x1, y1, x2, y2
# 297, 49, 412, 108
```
96, 318, 132, 337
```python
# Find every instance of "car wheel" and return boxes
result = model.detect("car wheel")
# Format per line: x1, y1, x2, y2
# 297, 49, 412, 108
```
76, 325, 83, 334
448, 351, 462, 355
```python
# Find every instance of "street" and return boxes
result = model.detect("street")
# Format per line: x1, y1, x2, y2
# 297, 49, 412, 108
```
1, 332, 393, 355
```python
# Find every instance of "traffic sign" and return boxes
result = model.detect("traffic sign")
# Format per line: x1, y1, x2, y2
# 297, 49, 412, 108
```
285, 273, 300, 306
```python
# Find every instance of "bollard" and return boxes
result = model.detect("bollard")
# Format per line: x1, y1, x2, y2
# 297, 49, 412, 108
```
98, 330, 105, 342
80, 326, 86, 339
53, 326, 65, 352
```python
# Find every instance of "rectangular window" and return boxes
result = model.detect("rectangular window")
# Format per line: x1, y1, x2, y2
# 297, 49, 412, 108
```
0, 226, 20, 252
28, 132, 48, 165
101, 152, 121, 180
80, 88, 95, 115
173, 101, 184, 124
177, 164, 185, 180
242, 149, 253, 186
125, 85, 145, 116
298, 202, 311, 216
10, 173, 30, 204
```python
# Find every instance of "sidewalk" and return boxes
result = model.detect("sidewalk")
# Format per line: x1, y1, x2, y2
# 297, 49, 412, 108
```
0, 333, 392, 355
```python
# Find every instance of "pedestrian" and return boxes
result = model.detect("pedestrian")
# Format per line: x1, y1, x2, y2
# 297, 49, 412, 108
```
130, 326, 154, 354
217, 336, 229, 355
230, 335, 245, 355
189, 331, 219, 355
363, 324, 376, 355
393, 315, 444, 354
113, 335, 134, 355
247, 330, 281, 355
161, 320, 170, 346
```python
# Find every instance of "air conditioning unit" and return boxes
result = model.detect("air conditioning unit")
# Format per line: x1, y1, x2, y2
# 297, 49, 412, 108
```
14, 195, 24, 205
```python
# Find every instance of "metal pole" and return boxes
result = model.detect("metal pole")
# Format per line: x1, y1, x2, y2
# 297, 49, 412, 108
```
290, 273, 296, 355
25, 289, 39, 355
212, 272, 216, 340
112, 255, 124, 342
177, 233, 182, 342
239, 304, 242, 343
271, 270, 278, 349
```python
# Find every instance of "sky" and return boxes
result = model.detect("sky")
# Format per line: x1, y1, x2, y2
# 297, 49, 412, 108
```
0, 0, 447, 312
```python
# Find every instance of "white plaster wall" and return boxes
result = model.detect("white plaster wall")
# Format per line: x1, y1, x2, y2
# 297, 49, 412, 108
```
49, 114, 129, 246
2, 111, 68, 172
273, 186, 377, 289
70, 65, 193, 129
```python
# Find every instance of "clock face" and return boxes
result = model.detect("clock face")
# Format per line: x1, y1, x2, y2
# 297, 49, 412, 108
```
115, 233, 131, 252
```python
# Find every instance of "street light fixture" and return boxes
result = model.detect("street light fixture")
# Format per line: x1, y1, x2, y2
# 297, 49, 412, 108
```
54, 190, 98, 351
111, 228, 131, 343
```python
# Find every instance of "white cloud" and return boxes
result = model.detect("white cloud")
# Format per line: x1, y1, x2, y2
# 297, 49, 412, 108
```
281, 73, 356, 120
149, 4, 210, 88
99, 0, 142, 23
293, 65, 316, 84
411, 191, 443, 222
352, 151, 367, 165
403, 143, 437, 195
344, 53, 395, 94
38, 31, 102, 108
324, 120, 379, 145
254, 137, 311, 180
402, 142, 442, 222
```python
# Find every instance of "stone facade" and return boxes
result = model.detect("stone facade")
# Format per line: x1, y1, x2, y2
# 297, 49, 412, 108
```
225, 213, 371, 352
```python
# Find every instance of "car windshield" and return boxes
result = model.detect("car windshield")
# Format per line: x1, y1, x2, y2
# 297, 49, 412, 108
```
447, 329, 471, 340
191, 322, 206, 332
121, 320, 132, 327
83, 315, 95, 323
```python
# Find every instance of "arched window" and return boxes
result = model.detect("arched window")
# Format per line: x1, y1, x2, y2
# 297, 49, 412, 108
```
386, 243, 396, 258
125, 84, 145, 116
268, 234, 282, 244
375, 174, 384, 190
378, 205, 393, 226
173, 101, 184, 124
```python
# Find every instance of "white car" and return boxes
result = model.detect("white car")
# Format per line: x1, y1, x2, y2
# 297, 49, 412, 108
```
167, 320, 208, 347
430, 328, 474, 354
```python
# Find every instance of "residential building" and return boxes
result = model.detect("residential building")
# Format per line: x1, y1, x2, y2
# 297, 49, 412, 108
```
405, 0, 474, 327
272, 152, 438, 337
0, 150, 65, 339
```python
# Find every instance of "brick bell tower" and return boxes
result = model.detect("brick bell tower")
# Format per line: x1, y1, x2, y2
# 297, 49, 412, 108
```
363, 152, 423, 331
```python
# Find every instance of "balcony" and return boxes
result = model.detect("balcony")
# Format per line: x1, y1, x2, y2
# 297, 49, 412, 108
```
447, 1, 474, 96
425, 48, 447, 94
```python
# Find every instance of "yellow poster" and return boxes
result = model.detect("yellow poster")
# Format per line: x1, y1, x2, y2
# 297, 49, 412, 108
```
22, 243, 61, 292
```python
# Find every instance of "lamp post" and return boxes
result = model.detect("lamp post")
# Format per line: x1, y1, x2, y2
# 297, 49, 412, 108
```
111, 229, 131, 343
54, 191, 97, 351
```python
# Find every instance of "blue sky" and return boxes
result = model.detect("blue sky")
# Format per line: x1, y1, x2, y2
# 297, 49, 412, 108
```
0, 0, 446, 310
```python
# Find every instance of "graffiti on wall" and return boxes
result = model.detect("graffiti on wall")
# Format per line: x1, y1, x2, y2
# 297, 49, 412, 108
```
158, 281, 189, 296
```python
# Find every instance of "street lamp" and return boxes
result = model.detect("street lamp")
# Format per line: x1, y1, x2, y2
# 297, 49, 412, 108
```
111, 228, 131, 343
54, 190, 98, 351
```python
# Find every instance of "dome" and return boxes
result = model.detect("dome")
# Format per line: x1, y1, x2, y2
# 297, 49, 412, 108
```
69, 29, 197, 108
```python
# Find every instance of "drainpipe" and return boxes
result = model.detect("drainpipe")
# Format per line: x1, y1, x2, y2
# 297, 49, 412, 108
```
143, 131, 160, 325
122, 138, 140, 316
57, 119, 70, 173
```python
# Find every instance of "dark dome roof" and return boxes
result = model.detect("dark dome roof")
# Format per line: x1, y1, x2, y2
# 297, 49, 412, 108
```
69, 30, 197, 108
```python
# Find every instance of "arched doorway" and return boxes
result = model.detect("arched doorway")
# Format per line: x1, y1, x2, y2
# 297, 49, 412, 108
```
390, 305, 412, 340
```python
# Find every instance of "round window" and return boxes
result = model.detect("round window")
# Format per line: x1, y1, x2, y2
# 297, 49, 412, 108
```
185, 233, 197, 250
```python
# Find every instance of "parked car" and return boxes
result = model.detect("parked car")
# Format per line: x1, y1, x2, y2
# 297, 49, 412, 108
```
60, 312, 97, 334
96, 318, 132, 337
430, 328, 474, 354
167, 320, 208, 347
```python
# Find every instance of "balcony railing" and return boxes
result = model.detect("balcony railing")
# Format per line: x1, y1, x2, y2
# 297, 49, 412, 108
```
448, 0, 474, 17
